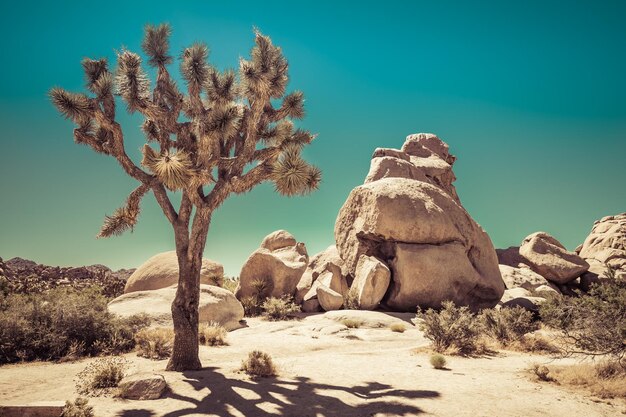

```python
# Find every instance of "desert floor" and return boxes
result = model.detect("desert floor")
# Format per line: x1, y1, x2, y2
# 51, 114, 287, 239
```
1, 310, 624, 417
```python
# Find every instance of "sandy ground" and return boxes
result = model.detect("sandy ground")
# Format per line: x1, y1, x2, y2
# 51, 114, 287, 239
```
1, 310, 624, 417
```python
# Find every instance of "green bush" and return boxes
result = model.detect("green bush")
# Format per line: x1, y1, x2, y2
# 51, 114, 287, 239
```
430, 354, 447, 369
75, 356, 128, 396
417, 301, 481, 355
479, 306, 539, 344
61, 398, 95, 417
262, 296, 300, 321
540, 278, 626, 361
0, 287, 150, 364
240, 350, 277, 378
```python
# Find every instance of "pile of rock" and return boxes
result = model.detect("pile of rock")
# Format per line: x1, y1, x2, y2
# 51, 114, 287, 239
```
107, 251, 244, 330
496, 212, 625, 311
0, 256, 133, 297
235, 133, 505, 313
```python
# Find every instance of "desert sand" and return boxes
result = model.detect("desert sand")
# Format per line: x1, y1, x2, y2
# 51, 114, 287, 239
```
1, 311, 624, 417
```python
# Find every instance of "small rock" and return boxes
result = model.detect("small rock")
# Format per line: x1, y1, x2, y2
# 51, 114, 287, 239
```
118, 372, 167, 400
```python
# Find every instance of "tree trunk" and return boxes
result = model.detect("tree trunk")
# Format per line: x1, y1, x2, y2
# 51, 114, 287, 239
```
166, 209, 212, 371
166, 252, 202, 371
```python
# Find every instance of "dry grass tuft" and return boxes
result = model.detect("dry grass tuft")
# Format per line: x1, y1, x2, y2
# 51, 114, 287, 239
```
262, 296, 301, 321
134, 327, 174, 359
75, 356, 128, 396
531, 361, 626, 399
389, 323, 406, 333
430, 354, 447, 369
240, 350, 277, 378
198, 322, 228, 346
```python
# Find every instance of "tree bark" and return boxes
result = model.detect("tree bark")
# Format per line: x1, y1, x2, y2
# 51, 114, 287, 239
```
166, 208, 212, 371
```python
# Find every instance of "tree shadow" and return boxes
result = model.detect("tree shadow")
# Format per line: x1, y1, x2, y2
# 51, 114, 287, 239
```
116, 367, 439, 417
116, 410, 156, 417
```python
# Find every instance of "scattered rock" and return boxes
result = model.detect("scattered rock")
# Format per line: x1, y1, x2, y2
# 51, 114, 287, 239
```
236, 231, 308, 300
317, 285, 344, 311
351, 255, 391, 310
124, 251, 223, 294
108, 284, 244, 330
519, 232, 589, 284
118, 372, 167, 400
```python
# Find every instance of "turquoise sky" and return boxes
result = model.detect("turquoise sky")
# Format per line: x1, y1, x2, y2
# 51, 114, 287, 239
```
1, 1, 625, 276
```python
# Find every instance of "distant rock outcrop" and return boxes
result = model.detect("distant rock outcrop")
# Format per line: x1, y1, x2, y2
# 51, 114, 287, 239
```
124, 251, 223, 294
334, 133, 504, 312
578, 213, 626, 280
0, 256, 133, 297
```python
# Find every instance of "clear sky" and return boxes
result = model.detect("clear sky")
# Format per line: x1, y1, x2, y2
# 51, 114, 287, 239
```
0, 0, 624, 276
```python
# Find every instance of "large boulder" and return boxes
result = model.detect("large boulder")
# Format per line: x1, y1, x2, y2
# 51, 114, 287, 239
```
578, 213, 626, 279
351, 255, 391, 310
108, 284, 244, 330
236, 230, 308, 300
124, 251, 223, 294
334, 133, 504, 312
518, 232, 589, 284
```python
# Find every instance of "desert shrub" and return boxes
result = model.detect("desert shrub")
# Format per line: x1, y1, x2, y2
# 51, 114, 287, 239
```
533, 361, 626, 399
61, 397, 94, 417
0, 288, 149, 364
75, 356, 128, 396
241, 277, 271, 317
390, 323, 406, 333
509, 333, 561, 354
417, 301, 481, 355
539, 278, 626, 362
134, 327, 174, 359
222, 276, 239, 293
430, 354, 447, 369
262, 296, 301, 321
343, 288, 359, 310
240, 350, 277, 378
199, 322, 228, 346
479, 306, 539, 344
341, 318, 363, 329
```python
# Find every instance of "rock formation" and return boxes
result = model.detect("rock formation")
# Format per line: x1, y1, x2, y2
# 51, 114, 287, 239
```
236, 230, 308, 300
578, 213, 626, 280
334, 133, 504, 312
124, 251, 223, 294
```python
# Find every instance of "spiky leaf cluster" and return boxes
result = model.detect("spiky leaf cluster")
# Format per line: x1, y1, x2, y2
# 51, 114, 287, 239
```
240, 32, 289, 99
115, 50, 150, 112
97, 184, 148, 238
49, 88, 92, 124
142, 23, 173, 67
271, 147, 321, 196
141, 145, 194, 191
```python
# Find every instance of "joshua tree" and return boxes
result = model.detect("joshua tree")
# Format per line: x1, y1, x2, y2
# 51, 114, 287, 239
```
50, 24, 320, 371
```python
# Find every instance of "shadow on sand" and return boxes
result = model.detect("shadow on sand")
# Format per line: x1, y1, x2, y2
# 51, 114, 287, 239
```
116, 366, 439, 417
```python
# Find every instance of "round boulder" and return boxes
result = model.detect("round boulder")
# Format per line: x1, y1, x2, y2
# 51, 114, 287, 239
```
124, 251, 223, 294
108, 284, 244, 330
519, 232, 589, 284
